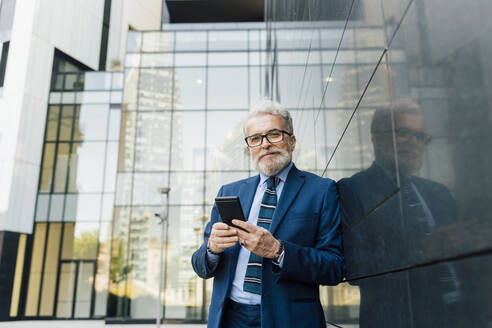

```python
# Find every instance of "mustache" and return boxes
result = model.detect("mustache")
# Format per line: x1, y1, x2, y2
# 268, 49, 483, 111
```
258, 150, 283, 159
398, 149, 421, 156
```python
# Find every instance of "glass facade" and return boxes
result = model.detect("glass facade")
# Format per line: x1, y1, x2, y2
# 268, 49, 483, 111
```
13, 0, 492, 325
109, 27, 256, 321
22, 52, 123, 318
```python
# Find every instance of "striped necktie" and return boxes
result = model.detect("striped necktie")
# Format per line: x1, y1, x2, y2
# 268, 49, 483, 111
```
401, 178, 460, 303
243, 176, 277, 295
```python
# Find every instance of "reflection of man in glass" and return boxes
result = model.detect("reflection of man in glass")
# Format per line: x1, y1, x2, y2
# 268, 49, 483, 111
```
372, 99, 430, 177
338, 99, 463, 327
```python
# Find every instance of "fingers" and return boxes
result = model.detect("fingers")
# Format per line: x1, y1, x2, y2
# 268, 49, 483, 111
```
236, 226, 278, 258
236, 224, 268, 240
236, 228, 250, 240
212, 236, 238, 248
216, 236, 239, 244
232, 219, 255, 232
209, 223, 239, 253
214, 229, 238, 237
208, 236, 237, 253
215, 241, 237, 249
213, 222, 231, 230
212, 222, 237, 236
236, 226, 262, 246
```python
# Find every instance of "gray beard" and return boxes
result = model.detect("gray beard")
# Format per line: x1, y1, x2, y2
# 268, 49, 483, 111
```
254, 149, 292, 176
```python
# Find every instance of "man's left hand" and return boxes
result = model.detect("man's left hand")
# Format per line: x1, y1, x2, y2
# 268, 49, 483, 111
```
232, 219, 281, 259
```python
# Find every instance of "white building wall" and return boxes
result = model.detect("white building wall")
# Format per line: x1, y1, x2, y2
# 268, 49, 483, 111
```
106, 0, 162, 70
0, 0, 105, 233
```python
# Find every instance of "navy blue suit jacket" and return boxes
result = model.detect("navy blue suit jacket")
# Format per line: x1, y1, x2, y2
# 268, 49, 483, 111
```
191, 165, 344, 328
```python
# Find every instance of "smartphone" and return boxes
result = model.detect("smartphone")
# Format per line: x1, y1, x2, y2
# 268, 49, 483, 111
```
214, 196, 247, 230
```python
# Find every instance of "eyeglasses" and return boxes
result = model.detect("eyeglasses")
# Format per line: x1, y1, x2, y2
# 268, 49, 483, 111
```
244, 129, 292, 147
379, 128, 432, 144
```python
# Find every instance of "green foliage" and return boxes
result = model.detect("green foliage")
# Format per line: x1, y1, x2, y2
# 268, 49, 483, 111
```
73, 230, 99, 259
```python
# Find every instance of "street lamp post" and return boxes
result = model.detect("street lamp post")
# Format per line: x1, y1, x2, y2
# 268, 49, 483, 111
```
155, 187, 170, 328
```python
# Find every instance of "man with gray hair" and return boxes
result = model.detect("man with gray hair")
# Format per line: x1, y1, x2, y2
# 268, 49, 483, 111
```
192, 99, 344, 328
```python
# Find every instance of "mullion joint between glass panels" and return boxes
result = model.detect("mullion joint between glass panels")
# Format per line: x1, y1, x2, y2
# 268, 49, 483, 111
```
120, 44, 145, 318
52, 222, 67, 318
34, 222, 51, 316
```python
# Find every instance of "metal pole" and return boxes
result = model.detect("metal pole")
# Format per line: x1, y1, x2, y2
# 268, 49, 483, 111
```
162, 200, 169, 322
156, 215, 164, 327
156, 188, 170, 328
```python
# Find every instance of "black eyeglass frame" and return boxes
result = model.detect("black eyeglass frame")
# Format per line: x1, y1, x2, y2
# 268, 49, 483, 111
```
244, 129, 293, 147
377, 128, 432, 144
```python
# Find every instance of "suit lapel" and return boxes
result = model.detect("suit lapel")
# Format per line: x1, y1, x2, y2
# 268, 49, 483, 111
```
269, 165, 305, 235
367, 164, 398, 196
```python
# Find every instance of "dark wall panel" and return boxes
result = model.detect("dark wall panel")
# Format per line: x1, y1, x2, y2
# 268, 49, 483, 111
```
166, 0, 264, 23
0, 231, 20, 320
350, 252, 492, 327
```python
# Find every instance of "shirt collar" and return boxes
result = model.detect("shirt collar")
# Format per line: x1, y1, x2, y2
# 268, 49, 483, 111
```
259, 162, 293, 186
373, 160, 413, 182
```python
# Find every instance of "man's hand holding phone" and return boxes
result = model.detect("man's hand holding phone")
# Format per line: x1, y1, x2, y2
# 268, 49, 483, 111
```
208, 222, 239, 254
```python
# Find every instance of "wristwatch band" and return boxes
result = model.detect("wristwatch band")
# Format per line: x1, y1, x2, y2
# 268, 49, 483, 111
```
273, 241, 284, 264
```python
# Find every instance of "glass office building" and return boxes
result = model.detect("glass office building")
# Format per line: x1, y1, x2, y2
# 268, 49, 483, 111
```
14, 53, 124, 319
6, 0, 492, 326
